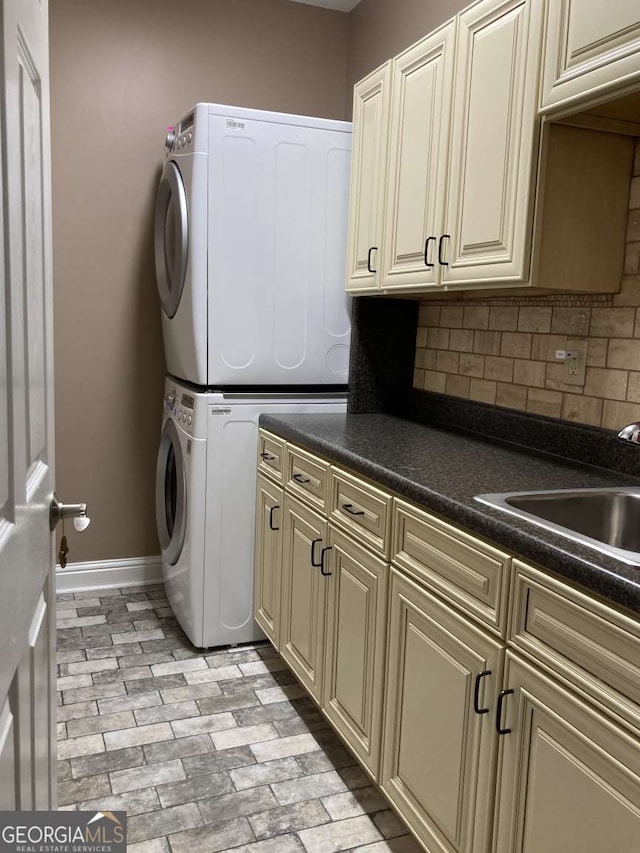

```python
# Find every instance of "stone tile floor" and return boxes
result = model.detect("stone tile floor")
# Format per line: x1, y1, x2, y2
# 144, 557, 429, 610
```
56, 584, 420, 853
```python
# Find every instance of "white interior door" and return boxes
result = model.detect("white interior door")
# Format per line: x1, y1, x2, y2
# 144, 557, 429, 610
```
0, 0, 56, 809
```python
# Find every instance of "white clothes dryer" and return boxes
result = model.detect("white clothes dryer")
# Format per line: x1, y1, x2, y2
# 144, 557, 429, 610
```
156, 377, 347, 648
154, 103, 353, 389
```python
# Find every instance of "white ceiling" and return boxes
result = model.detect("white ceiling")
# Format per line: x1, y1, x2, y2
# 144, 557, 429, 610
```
288, 0, 363, 12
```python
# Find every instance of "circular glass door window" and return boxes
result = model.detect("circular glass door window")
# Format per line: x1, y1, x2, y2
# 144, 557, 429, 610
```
154, 160, 188, 318
155, 418, 187, 565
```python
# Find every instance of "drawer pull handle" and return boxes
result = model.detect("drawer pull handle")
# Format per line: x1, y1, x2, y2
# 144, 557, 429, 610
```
438, 234, 450, 267
342, 503, 364, 516
496, 689, 514, 735
292, 473, 311, 484
320, 546, 332, 577
424, 236, 435, 270
473, 670, 491, 715
367, 246, 377, 274
311, 538, 322, 567
261, 451, 276, 461
269, 505, 279, 531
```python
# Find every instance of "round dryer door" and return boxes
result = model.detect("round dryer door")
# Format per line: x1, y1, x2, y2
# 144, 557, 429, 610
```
156, 418, 187, 565
154, 159, 188, 318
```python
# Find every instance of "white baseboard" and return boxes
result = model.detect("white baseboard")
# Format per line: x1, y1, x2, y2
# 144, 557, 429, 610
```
56, 555, 163, 593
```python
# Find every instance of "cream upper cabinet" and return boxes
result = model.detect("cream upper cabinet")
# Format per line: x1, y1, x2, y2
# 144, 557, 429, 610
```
493, 652, 640, 853
541, 1, 640, 113
254, 473, 283, 648
382, 568, 503, 853
346, 61, 392, 292
442, 0, 544, 287
348, 0, 548, 295
382, 22, 456, 291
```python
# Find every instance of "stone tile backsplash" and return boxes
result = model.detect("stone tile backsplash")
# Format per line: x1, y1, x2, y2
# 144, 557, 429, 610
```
413, 140, 640, 431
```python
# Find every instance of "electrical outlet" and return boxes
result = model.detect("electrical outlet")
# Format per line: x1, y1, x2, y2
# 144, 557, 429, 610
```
564, 338, 588, 385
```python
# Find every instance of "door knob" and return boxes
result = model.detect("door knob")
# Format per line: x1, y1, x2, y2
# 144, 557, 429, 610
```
50, 492, 91, 532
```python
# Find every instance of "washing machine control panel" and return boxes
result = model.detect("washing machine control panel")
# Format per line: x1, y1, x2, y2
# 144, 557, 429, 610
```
165, 388, 195, 432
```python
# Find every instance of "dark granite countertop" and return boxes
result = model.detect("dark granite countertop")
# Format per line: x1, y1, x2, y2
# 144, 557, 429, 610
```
259, 412, 640, 617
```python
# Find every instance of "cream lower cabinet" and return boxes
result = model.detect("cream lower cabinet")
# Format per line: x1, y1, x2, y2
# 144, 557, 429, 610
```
256, 437, 640, 853
254, 474, 284, 648
381, 567, 504, 853
323, 526, 388, 777
493, 652, 640, 853
279, 494, 328, 704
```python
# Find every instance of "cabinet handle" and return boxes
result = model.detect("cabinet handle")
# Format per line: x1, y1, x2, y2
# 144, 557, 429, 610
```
261, 451, 276, 461
320, 546, 332, 576
268, 505, 279, 531
496, 689, 514, 735
311, 538, 322, 567
367, 246, 377, 274
473, 670, 491, 715
438, 234, 450, 267
342, 502, 364, 516
424, 236, 436, 270
292, 472, 310, 484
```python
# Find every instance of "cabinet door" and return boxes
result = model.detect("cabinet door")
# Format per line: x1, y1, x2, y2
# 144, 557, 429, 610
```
280, 494, 328, 703
442, 0, 543, 287
381, 568, 503, 853
254, 474, 284, 648
323, 527, 388, 778
382, 21, 456, 291
541, 1, 640, 112
346, 61, 392, 292
494, 652, 640, 853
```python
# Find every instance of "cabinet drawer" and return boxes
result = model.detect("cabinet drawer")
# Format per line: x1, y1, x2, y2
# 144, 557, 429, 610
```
329, 468, 391, 558
258, 430, 285, 484
285, 446, 330, 514
392, 499, 511, 636
510, 561, 640, 734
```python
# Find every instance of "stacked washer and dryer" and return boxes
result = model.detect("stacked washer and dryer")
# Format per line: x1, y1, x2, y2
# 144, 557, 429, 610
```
153, 103, 352, 648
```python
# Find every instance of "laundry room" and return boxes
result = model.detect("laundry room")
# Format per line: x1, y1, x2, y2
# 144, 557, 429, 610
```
2, 0, 640, 851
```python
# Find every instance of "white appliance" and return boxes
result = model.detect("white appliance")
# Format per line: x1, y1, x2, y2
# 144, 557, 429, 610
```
156, 377, 347, 648
154, 102, 352, 388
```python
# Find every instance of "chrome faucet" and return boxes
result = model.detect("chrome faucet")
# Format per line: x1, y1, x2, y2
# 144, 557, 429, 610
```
618, 423, 640, 444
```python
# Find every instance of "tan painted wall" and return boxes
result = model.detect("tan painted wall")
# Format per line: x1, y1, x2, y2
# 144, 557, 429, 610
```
50, 0, 350, 563
346, 0, 465, 100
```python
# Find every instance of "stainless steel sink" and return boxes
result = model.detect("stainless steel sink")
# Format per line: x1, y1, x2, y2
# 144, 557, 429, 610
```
474, 488, 640, 565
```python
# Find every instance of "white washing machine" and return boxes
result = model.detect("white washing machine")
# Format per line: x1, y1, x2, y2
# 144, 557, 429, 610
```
155, 377, 347, 648
154, 102, 353, 388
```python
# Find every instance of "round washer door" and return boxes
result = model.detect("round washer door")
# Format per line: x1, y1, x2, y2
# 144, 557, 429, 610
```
156, 418, 187, 566
154, 159, 188, 318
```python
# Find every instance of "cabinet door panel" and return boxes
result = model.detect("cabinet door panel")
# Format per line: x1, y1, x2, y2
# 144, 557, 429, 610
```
494, 652, 640, 853
346, 62, 391, 292
382, 22, 456, 291
443, 0, 543, 286
254, 474, 283, 647
541, 1, 640, 111
280, 495, 327, 702
382, 568, 503, 853
0, 699, 15, 809
323, 527, 388, 777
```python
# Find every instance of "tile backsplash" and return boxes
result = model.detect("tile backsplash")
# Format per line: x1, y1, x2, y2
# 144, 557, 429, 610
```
413, 141, 640, 431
